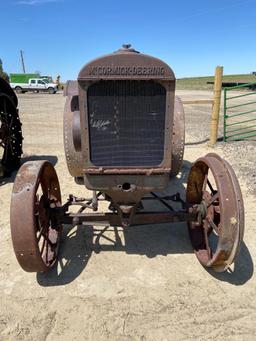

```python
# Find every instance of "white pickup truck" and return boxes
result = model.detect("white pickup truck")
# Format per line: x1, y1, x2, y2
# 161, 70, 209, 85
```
10, 78, 58, 94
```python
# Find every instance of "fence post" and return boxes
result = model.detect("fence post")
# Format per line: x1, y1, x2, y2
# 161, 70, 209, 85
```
223, 88, 227, 142
209, 66, 223, 145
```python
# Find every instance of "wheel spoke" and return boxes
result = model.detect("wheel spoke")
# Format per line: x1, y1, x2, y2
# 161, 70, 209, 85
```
207, 179, 215, 194
40, 236, 46, 255
202, 173, 208, 191
37, 224, 47, 241
37, 229, 43, 242
42, 232, 56, 248
207, 192, 219, 207
45, 232, 49, 263
203, 223, 211, 259
206, 216, 220, 233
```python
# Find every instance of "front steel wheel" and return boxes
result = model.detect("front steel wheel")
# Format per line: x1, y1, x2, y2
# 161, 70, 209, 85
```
10, 161, 62, 272
186, 153, 244, 272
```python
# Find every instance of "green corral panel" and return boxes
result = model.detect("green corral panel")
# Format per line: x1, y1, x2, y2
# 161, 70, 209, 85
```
224, 82, 256, 141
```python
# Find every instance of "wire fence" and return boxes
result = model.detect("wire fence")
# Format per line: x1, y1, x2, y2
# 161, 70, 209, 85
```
183, 102, 222, 145
18, 92, 65, 152
17, 91, 218, 157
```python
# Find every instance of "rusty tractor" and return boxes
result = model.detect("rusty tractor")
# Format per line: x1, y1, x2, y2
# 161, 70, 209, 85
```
10, 45, 244, 273
0, 77, 23, 178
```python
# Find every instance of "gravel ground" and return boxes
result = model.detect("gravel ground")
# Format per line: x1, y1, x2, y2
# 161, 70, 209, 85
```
221, 141, 256, 195
0, 90, 256, 340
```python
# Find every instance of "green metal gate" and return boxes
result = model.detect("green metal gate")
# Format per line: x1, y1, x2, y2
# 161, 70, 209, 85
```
224, 82, 256, 141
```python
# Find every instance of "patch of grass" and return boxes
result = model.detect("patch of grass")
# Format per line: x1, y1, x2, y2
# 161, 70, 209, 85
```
176, 74, 256, 90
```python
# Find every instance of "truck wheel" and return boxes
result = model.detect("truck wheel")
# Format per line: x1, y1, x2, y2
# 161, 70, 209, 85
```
48, 87, 55, 94
15, 86, 22, 94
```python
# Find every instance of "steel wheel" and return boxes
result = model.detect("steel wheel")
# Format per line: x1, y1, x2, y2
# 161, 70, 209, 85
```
0, 78, 22, 177
10, 160, 62, 272
186, 153, 244, 272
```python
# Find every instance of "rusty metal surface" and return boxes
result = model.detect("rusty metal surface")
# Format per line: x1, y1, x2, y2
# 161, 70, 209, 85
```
63, 95, 83, 177
72, 110, 81, 152
10, 46, 245, 274
83, 168, 171, 175
79, 79, 174, 174
62, 46, 180, 204
186, 153, 244, 272
10, 155, 244, 274
73, 45, 176, 202
87, 80, 166, 167
10, 161, 62, 272
78, 44, 175, 81
84, 172, 169, 207
50, 190, 192, 229
205, 152, 244, 267
170, 96, 185, 177
0, 77, 23, 177
60, 211, 192, 226
63, 80, 78, 97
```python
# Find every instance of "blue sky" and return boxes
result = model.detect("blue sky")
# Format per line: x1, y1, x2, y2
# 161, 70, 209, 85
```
1, 0, 255, 81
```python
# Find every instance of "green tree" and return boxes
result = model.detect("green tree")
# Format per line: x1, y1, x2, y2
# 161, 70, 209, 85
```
0, 59, 9, 82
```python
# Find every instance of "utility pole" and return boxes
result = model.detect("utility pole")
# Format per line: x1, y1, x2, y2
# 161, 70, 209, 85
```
20, 50, 26, 73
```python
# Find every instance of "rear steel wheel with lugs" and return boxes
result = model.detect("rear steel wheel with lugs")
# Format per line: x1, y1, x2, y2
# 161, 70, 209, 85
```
186, 153, 244, 272
10, 161, 62, 272
0, 78, 22, 177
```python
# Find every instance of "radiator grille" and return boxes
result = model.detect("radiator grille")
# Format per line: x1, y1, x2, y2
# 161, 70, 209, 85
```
87, 80, 166, 166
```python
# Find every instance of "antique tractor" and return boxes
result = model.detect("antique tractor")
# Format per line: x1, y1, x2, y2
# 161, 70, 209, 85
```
10, 45, 244, 273
0, 77, 23, 178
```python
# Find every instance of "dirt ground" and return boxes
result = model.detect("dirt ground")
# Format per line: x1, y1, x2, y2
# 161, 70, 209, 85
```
0, 91, 256, 341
